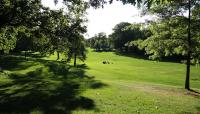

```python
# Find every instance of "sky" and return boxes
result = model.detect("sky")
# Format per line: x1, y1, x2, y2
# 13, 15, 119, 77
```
41, 0, 153, 38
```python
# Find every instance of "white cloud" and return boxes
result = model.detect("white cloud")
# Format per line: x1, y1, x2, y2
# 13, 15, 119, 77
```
86, 2, 154, 38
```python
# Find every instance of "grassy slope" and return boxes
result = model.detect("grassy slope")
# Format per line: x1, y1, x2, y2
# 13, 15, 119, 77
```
85, 49, 200, 88
74, 49, 200, 114
0, 50, 200, 114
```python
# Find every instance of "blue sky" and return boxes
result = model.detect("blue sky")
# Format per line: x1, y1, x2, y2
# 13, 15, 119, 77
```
41, 0, 153, 38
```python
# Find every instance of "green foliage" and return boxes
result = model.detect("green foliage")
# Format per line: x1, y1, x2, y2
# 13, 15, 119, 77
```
68, 36, 87, 63
0, 26, 17, 53
87, 32, 112, 51
0, 0, 47, 53
139, 2, 200, 61
124, 24, 151, 53
88, 0, 171, 8
109, 22, 132, 50
66, 11, 88, 64
14, 26, 33, 52
109, 22, 148, 53
0, 0, 45, 53
0, 0, 88, 61
125, 39, 144, 50
38, 9, 70, 54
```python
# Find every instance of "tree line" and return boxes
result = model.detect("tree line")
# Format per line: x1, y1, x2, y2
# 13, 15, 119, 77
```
86, 22, 150, 54
86, 32, 113, 51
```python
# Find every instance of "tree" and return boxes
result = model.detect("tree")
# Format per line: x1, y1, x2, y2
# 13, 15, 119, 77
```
110, 22, 146, 52
0, 0, 43, 54
110, 22, 132, 51
68, 36, 87, 67
0, 26, 17, 54
186, 0, 191, 90
123, 23, 149, 53
14, 26, 33, 59
0, 0, 87, 58
137, 1, 200, 90
39, 9, 70, 60
65, 1, 88, 67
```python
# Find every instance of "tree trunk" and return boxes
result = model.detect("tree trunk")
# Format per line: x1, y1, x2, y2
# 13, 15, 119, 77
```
74, 53, 77, 67
57, 51, 60, 60
24, 51, 27, 60
0, 53, 2, 72
185, 0, 191, 90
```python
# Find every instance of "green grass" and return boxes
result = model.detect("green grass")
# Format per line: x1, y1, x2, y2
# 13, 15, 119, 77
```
85, 49, 200, 88
0, 49, 200, 114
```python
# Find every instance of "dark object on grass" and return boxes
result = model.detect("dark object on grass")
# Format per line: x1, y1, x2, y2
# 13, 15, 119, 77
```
102, 61, 111, 64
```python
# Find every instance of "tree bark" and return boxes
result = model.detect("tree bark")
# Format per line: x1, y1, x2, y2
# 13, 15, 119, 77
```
0, 53, 2, 72
24, 51, 27, 60
57, 51, 60, 60
74, 53, 77, 67
185, 0, 191, 90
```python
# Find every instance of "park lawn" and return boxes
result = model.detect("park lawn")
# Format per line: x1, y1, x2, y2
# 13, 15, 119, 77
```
0, 49, 200, 114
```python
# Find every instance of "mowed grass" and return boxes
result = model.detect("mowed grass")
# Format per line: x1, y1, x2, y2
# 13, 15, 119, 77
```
74, 49, 200, 114
0, 49, 200, 114
85, 49, 200, 88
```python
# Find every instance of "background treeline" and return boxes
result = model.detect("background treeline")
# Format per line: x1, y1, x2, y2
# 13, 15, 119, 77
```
87, 1, 200, 63
86, 23, 151, 55
86, 32, 113, 51
0, 0, 88, 66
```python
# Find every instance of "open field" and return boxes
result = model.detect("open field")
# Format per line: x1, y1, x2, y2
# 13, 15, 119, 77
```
0, 49, 200, 114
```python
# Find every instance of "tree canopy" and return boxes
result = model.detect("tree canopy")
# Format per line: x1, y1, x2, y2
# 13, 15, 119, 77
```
0, 0, 88, 65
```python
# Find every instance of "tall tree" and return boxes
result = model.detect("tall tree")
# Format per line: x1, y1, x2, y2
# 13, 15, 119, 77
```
68, 36, 87, 67
65, 1, 88, 67
138, 1, 200, 90
110, 22, 132, 51
185, 0, 191, 90
0, 0, 43, 53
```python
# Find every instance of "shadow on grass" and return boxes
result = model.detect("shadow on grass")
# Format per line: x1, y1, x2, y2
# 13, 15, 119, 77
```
178, 107, 200, 114
187, 89, 200, 98
76, 64, 90, 69
197, 107, 200, 113
114, 51, 149, 60
0, 55, 107, 114
92, 50, 114, 53
26, 51, 47, 58
11, 51, 47, 58
114, 51, 185, 63
178, 90, 200, 114
0, 55, 36, 71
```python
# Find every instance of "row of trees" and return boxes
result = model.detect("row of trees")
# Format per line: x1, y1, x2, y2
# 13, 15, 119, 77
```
86, 32, 113, 51
87, 0, 200, 90
110, 22, 151, 53
87, 22, 150, 54
0, 0, 88, 66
